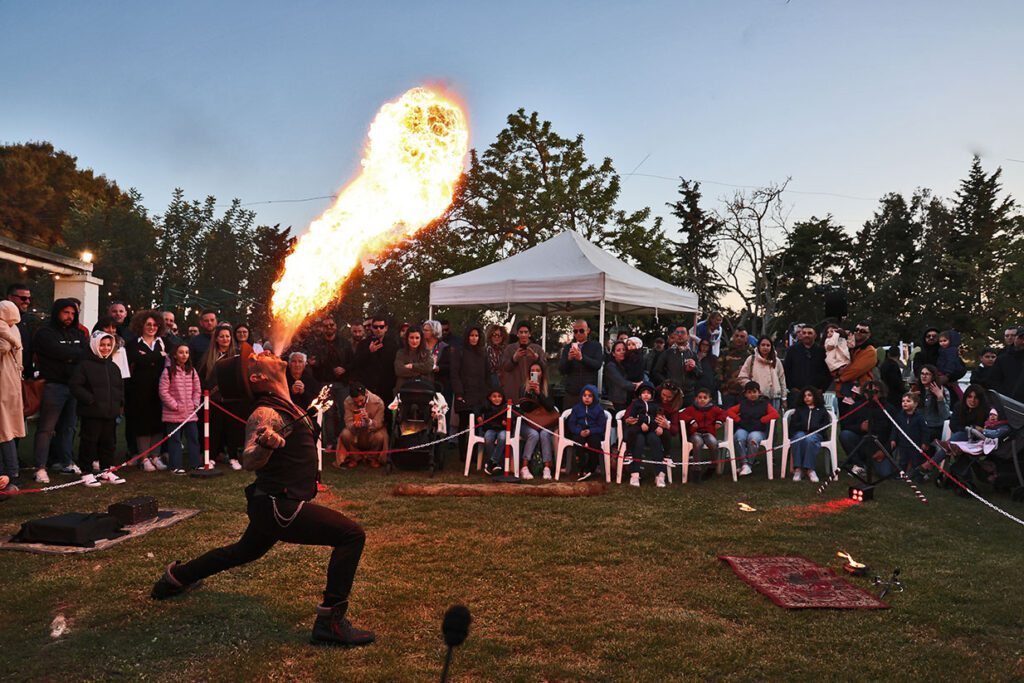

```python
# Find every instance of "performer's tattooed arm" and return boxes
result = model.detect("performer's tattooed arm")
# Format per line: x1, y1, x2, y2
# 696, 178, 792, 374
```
242, 407, 286, 471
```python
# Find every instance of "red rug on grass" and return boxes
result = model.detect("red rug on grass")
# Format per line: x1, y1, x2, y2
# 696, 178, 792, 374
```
719, 555, 889, 609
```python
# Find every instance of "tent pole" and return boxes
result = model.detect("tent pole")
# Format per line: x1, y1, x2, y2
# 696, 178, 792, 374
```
541, 316, 547, 355
429, 306, 433, 321
598, 299, 606, 393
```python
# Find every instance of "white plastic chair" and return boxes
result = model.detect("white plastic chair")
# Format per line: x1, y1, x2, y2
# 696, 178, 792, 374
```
615, 410, 676, 485
780, 409, 839, 478
463, 412, 522, 476
760, 419, 778, 480
556, 409, 613, 482
464, 413, 487, 476
720, 417, 739, 482
679, 417, 734, 481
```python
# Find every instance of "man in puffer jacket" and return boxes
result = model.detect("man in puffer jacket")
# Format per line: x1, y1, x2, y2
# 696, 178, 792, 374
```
31, 298, 88, 482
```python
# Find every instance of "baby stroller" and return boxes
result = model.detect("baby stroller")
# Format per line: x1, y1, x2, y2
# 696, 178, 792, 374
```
388, 379, 447, 475
937, 391, 1024, 500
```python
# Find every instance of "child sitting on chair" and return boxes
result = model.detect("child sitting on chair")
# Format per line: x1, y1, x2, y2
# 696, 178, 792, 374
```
788, 386, 831, 483
476, 389, 507, 475
890, 392, 928, 475
726, 381, 779, 477
624, 382, 667, 488
566, 384, 607, 481
679, 388, 727, 481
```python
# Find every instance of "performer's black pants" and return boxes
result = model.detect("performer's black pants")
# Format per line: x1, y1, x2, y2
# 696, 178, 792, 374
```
174, 489, 365, 605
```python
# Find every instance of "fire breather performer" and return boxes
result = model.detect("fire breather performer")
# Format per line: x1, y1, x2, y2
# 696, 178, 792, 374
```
151, 347, 374, 648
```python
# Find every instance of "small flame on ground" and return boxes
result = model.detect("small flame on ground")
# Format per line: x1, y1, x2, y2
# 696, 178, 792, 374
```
270, 86, 469, 350
737, 502, 757, 512
837, 551, 866, 568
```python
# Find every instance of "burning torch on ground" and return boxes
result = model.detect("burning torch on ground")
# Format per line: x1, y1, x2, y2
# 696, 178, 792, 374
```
269, 86, 469, 349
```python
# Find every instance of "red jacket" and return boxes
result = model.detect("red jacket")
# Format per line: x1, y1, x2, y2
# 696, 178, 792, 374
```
679, 404, 727, 435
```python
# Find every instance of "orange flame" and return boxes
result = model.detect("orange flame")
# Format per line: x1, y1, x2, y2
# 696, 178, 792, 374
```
837, 551, 865, 568
270, 86, 469, 348
737, 502, 757, 512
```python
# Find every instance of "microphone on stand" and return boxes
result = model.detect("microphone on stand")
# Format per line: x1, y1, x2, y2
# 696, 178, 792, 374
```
440, 604, 472, 682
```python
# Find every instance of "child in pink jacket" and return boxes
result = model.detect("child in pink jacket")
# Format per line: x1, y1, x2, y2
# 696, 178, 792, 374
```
159, 344, 203, 473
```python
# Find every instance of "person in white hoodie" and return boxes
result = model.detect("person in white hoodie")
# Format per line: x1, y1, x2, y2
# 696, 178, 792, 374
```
737, 337, 788, 410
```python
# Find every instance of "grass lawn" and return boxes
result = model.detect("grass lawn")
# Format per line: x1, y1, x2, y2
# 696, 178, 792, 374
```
1, 442, 1023, 682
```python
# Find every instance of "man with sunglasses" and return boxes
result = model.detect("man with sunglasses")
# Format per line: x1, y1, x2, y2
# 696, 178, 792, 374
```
352, 316, 398, 405
558, 320, 603, 408
5, 284, 36, 379
835, 322, 877, 389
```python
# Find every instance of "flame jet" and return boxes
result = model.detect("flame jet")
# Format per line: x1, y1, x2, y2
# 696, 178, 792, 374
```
270, 87, 469, 347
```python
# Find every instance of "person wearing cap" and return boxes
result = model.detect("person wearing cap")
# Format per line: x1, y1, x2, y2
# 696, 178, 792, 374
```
151, 349, 375, 648
337, 382, 387, 468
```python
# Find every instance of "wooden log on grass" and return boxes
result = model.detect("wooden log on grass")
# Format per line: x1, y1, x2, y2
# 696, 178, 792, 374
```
392, 481, 609, 497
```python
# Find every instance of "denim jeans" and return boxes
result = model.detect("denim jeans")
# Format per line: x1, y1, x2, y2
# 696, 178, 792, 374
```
33, 382, 77, 469
521, 424, 553, 465
0, 440, 18, 479
791, 431, 822, 470
734, 428, 766, 466
482, 429, 507, 466
166, 421, 201, 470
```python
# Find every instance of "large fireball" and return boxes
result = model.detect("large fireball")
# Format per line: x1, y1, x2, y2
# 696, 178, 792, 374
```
270, 87, 469, 347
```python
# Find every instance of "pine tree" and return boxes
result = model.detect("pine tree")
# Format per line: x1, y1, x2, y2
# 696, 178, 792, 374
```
773, 216, 853, 329
666, 179, 724, 311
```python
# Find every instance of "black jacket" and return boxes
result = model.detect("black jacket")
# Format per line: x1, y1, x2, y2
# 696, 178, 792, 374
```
782, 343, 830, 396
989, 347, 1022, 398
352, 335, 399, 401
32, 298, 88, 384
70, 352, 124, 419
558, 339, 603, 397
451, 344, 490, 410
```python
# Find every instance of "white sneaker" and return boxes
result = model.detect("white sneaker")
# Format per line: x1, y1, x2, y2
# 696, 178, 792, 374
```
80, 474, 101, 488
68, 464, 82, 475
92, 460, 100, 472
851, 465, 867, 477
229, 459, 242, 471
808, 470, 820, 483
792, 470, 802, 482
141, 458, 156, 472
542, 466, 552, 480
655, 472, 666, 488
34, 468, 50, 484
151, 457, 168, 471
629, 472, 641, 487
739, 464, 753, 476
98, 471, 126, 485
519, 466, 534, 480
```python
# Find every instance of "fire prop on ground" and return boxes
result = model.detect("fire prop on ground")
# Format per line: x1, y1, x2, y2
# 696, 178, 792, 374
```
270, 87, 469, 347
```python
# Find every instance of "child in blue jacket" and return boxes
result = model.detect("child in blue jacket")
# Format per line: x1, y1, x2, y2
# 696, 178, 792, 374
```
566, 384, 607, 481
890, 392, 928, 472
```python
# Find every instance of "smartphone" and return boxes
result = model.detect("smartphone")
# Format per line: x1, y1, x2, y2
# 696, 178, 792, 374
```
530, 370, 540, 384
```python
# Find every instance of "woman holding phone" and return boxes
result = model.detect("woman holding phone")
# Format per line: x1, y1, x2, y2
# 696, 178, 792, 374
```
516, 361, 556, 480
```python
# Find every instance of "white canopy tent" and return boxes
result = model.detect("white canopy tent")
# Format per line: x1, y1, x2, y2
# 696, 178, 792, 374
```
429, 231, 700, 386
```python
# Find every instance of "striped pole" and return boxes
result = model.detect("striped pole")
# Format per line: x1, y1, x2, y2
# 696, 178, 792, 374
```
503, 400, 513, 476
203, 391, 212, 469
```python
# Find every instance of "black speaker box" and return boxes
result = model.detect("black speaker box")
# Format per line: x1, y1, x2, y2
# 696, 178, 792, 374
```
14, 513, 125, 547
107, 496, 158, 525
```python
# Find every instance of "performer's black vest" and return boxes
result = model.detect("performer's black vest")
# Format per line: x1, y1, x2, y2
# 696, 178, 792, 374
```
252, 394, 319, 501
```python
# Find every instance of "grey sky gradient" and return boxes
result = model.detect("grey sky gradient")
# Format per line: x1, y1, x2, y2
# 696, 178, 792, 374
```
3, 1, 1022, 239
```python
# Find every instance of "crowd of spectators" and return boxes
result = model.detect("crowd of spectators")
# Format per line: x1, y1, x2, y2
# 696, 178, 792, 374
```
1, 280, 1022, 495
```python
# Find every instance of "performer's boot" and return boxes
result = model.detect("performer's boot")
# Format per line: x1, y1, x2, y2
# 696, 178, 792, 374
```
150, 561, 203, 600
310, 600, 375, 647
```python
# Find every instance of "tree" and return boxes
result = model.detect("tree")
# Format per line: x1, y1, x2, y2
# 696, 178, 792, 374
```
666, 178, 725, 311
848, 191, 927, 342
773, 216, 854, 328
450, 109, 669, 272
0, 142, 128, 248
713, 181, 790, 337
61, 189, 160, 311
